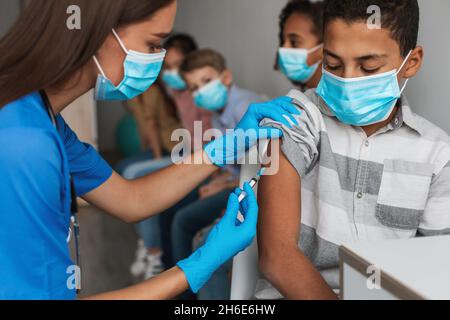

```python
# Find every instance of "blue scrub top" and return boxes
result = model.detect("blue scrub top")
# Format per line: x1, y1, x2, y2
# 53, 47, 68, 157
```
0, 92, 113, 300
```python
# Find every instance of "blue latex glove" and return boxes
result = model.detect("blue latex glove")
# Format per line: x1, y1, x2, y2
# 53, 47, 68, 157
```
204, 96, 301, 167
177, 182, 258, 293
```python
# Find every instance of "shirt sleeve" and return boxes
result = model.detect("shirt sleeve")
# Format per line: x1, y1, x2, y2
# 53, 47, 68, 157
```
418, 161, 450, 236
260, 90, 323, 178
57, 116, 113, 196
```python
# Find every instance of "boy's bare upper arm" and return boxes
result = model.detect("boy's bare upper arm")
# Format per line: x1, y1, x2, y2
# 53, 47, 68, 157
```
258, 146, 302, 256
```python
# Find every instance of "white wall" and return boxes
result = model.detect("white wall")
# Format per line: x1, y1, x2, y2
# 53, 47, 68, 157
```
176, 0, 450, 134
406, 0, 450, 133
0, 0, 20, 37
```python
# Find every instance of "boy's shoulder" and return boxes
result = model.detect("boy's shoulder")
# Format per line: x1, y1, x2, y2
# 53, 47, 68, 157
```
402, 104, 450, 174
407, 109, 450, 145
230, 85, 264, 104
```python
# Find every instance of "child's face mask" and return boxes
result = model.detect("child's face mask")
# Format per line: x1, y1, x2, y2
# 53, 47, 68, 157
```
162, 70, 187, 90
193, 79, 229, 111
316, 50, 413, 126
278, 44, 323, 83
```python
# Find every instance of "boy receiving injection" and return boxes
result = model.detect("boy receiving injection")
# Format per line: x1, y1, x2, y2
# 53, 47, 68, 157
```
258, 0, 450, 300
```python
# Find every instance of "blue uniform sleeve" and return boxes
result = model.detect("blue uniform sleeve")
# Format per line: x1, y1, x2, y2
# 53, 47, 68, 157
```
56, 116, 113, 196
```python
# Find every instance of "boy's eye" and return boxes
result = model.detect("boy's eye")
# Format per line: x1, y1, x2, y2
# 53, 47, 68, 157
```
291, 40, 301, 48
325, 62, 341, 71
361, 66, 382, 74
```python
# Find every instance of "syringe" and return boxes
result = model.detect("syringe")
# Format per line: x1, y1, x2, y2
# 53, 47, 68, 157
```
237, 167, 266, 223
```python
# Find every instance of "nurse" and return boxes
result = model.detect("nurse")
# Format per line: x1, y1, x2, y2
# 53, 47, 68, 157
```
0, 0, 299, 299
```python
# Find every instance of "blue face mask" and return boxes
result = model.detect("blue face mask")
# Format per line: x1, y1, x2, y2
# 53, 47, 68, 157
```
316, 51, 412, 126
193, 79, 229, 111
278, 44, 322, 83
162, 70, 187, 90
93, 29, 166, 101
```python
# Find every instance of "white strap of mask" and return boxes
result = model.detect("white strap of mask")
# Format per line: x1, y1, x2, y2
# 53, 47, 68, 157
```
396, 50, 413, 94
400, 78, 409, 94
308, 44, 324, 54
92, 56, 106, 77
92, 29, 127, 78
396, 50, 413, 75
112, 28, 129, 54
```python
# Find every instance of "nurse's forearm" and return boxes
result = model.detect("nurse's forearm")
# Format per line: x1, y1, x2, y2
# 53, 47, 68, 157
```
130, 150, 219, 219
84, 150, 219, 222
83, 267, 189, 300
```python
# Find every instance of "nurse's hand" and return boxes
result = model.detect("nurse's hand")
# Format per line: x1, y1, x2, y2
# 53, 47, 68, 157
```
204, 96, 301, 167
177, 183, 258, 293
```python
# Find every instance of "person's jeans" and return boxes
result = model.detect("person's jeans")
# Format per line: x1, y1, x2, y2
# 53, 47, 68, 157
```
171, 188, 233, 263
122, 157, 174, 181
158, 189, 200, 269
136, 215, 161, 248
115, 150, 153, 175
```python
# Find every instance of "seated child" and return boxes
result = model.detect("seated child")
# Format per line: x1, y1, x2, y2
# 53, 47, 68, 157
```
258, 0, 450, 300
276, 0, 325, 90
172, 48, 264, 299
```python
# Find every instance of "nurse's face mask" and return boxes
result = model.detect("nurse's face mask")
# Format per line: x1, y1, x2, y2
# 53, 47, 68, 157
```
316, 50, 413, 127
93, 29, 166, 101
278, 44, 323, 83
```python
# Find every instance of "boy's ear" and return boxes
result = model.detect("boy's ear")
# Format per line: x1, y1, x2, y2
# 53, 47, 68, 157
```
221, 69, 233, 87
403, 46, 424, 79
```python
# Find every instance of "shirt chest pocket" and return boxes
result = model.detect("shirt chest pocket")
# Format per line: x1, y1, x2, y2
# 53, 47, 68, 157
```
376, 159, 434, 230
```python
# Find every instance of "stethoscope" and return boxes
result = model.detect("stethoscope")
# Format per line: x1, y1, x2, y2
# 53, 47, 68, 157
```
39, 90, 81, 293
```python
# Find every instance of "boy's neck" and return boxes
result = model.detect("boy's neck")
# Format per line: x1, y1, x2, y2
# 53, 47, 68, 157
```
305, 64, 322, 90
360, 106, 399, 137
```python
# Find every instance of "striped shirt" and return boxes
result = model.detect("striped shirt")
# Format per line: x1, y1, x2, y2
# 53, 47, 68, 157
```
258, 89, 450, 295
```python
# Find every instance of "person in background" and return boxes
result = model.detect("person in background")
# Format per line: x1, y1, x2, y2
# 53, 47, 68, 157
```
276, 0, 325, 90
162, 34, 212, 148
173, 49, 264, 299
126, 34, 210, 280
125, 34, 204, 279
124, 82, 182, 280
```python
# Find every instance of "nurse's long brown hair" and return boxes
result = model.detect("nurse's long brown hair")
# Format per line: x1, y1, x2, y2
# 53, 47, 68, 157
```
0, 0, 174, 108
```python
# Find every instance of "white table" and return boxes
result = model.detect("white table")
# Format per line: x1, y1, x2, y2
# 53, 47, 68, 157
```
340, 235, 450, 300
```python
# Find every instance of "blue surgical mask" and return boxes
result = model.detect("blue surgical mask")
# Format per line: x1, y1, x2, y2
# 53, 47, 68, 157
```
93, 29, 166, 101
278, 44, 323, 83
193, 79, 229, 111
162, 70, 187, 90
316, 51, 412, 126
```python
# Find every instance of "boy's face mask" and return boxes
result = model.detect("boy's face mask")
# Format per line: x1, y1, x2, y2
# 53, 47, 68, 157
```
278, 44, 323, 83
162, 70, 187, 90
93, 29, 166, 101
316, 50, 413, 126
193, 79, 229, 111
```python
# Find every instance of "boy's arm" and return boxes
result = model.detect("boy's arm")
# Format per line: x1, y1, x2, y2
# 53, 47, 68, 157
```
257, 149, 337, 300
